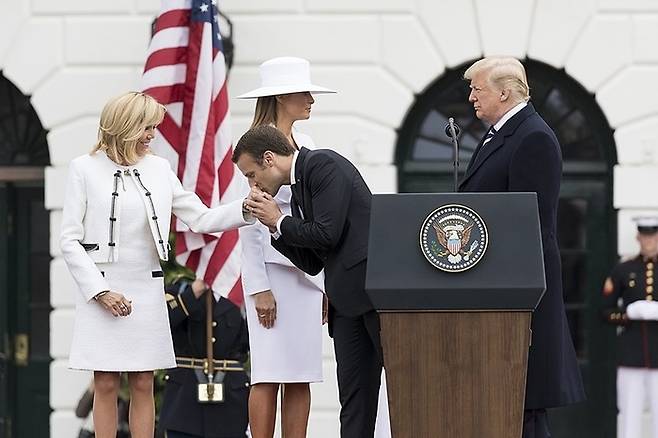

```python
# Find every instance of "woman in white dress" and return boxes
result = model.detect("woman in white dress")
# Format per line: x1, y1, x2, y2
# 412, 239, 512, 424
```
236, 57, 335, 438
60, 92, 253, 438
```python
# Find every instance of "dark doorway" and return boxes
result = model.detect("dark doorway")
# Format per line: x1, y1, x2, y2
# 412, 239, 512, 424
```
0, 71, 51, 438
396, 59, 618, 437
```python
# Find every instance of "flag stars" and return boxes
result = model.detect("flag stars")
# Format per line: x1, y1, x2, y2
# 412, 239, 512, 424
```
199, 3, 209, 12
211, 0, 217, 5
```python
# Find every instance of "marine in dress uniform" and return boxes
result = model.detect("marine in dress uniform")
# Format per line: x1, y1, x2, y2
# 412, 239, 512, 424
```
603, 217, 658, 438
158, 278, 250, 438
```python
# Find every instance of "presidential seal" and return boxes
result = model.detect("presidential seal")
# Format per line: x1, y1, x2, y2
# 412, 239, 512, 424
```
419, 204, 488, 272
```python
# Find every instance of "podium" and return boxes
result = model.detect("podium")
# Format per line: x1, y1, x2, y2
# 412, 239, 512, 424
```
366, 193, 546, 438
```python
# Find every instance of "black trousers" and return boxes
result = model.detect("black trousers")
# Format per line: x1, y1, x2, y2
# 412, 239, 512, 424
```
330, 308, 383, 438
523, 409, 551, 438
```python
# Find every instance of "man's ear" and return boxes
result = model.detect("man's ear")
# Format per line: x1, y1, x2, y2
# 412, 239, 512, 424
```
500, 88, 510, 102
263, 150, 274, 166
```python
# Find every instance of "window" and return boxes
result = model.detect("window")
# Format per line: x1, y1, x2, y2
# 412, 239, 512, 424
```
0, 72, 49, 166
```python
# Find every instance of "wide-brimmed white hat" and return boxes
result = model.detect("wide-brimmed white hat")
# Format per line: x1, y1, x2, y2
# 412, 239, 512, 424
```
236, 57, 336, 99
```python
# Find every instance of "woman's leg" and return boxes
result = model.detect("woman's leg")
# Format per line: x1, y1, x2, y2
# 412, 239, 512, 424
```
127, 371, 155, 438
281, 383, 311, 438
249, 383, 280, 438
93, 371, 121, 438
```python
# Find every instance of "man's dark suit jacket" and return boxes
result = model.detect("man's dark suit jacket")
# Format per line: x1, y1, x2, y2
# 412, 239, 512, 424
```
272, 147, 374, 317
459, 103, 586, 409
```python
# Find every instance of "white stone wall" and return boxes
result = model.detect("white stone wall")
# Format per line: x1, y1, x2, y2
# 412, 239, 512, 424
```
1, 0, 658, 437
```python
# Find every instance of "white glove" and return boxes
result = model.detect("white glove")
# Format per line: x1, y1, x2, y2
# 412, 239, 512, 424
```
626, 300, 658, 320
643, 301, 658, 320
625, 301, 646, 320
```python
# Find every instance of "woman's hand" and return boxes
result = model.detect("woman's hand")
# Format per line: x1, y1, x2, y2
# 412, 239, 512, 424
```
96, 291, 132, 317
245, 192, 282, 233
254, 290, 277, 329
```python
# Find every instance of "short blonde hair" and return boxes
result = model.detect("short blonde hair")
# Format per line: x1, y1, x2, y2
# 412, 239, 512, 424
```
91, 91, 166, 165
464, 57, 530, 103
250, 96, 278, 128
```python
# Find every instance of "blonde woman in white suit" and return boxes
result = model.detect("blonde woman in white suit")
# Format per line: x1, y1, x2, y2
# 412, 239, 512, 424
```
236, 57, 335, 438
60, 92, 253, 438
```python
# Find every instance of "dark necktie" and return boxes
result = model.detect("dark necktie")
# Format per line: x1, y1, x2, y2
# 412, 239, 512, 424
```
482, 126, 497, 146
467, 126, 498, 168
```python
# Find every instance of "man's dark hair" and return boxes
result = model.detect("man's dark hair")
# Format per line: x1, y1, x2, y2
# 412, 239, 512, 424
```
232, 125, 295, 165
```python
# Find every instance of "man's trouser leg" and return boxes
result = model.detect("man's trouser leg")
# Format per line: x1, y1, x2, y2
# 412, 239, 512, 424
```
618, 366, 645, 438
332, 310, 383, 438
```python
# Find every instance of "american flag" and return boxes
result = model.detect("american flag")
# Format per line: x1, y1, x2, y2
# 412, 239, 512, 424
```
142, 0, 244, 305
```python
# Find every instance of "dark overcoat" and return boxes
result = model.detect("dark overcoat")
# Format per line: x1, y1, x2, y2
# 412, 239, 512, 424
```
459, 103, 586, 409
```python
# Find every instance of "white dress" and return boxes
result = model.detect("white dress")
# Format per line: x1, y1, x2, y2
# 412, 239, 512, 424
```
68, 168, 176, 371
241, 130, 324, 384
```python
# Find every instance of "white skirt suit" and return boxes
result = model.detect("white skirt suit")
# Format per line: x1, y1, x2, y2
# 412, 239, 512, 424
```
60, 151, 252, 371
240, 131, 325, 384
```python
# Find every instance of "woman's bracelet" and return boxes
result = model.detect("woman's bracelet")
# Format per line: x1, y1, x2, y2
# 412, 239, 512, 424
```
93, 290, 109, 301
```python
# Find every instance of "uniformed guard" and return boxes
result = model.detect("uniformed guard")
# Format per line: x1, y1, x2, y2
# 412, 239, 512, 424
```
158, 278, 250, 438
603, 216, 658, 438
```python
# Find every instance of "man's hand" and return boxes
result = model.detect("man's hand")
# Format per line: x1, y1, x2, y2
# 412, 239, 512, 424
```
245, 191, 283, 233
254, 290, 277, 329
191, 278, 208, 299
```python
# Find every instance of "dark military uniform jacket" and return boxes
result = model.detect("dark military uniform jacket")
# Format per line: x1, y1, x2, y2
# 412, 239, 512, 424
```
158, 281, 250, 438
603, 255, 658, 368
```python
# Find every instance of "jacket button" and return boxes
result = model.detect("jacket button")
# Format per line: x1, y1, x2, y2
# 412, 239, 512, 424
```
212, 337, 216, 343
212, 321, 217, 327
164, 375, 169, 381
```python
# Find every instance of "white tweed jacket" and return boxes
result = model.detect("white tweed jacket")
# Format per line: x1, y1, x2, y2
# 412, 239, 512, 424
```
60, 151, 252, 301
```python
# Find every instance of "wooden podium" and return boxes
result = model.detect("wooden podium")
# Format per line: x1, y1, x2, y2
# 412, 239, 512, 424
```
366, 193, 546, 438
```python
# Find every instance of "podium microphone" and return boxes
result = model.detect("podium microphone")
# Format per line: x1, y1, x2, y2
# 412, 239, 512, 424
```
444, 118, 461, 192
444, 118, 461, 139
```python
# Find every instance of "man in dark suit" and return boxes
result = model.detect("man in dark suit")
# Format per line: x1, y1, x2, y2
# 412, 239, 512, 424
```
233, 125, 382, 438
460, 56, 585, 438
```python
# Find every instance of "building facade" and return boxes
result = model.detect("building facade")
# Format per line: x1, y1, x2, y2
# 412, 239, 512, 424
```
1, 0, 658, 436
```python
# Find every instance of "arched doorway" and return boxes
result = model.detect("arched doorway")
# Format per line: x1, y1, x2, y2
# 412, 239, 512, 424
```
397, 59, 618, 437
0, 71, 51, 437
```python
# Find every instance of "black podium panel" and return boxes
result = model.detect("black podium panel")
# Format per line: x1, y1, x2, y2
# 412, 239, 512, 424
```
365, 192, 546, 311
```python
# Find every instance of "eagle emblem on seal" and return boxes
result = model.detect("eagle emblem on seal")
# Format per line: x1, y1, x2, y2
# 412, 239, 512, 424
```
419, 204, 488, 272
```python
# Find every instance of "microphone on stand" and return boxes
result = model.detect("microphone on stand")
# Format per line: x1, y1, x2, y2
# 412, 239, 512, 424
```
445, 118, 461, 139
444, 118, 461, 192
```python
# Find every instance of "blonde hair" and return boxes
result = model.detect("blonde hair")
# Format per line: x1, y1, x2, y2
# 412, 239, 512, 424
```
91, 91, 166, 165
250, 96, 278, 128
464, 57, 530, 103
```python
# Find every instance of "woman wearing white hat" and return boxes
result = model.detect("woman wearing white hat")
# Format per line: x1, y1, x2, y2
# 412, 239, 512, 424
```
237, 57, 335, 438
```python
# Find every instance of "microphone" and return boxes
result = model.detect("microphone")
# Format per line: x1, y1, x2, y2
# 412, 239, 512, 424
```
444, 118, 461, 139
445, 117, 461, 192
